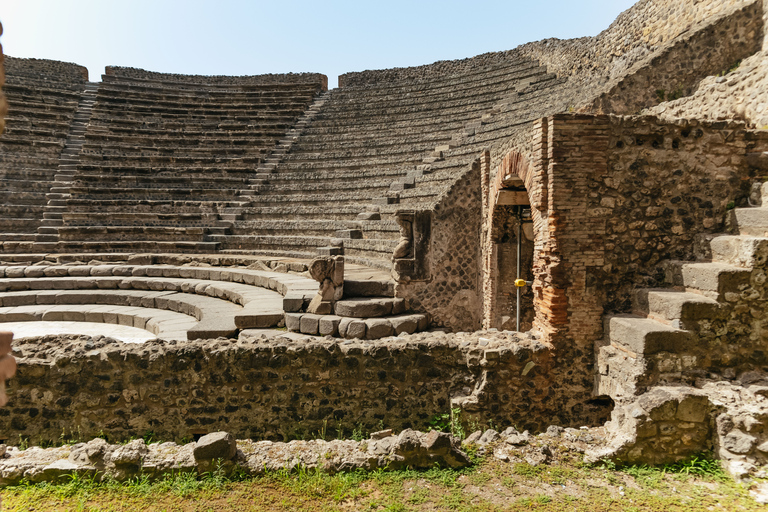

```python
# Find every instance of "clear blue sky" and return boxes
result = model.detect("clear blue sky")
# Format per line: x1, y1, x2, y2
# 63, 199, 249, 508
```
1, 0, 637, 88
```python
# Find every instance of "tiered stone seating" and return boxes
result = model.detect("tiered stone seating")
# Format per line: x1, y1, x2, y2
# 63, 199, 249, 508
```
57, 68, 326, 252
216, 53, 567, 268
0, 57, 87, 243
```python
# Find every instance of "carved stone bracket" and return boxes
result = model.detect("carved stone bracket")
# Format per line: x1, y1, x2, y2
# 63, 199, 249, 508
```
307, 256, 344, 314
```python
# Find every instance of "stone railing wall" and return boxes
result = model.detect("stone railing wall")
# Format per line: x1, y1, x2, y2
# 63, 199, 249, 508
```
3, 55, 88, 83
764, 0, 768, 48
105, 66, 328, 90
516, 0, 763, 116
1, 331, 612, 444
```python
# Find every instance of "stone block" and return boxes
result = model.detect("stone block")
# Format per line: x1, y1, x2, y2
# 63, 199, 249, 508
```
193, 432, 237, 461
366, 318, 394, 339
676, 395, 709, 423
300, 314, 321, 335
285, 313, 303, 332
319, 315, 341, 336
334, 298, 393, 318
282, 292, 305, 312
345, 320, 366, 339
338, 317, 352, 338
390, 315, 419, 335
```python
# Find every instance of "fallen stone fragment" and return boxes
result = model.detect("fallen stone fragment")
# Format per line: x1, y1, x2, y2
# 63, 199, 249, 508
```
194, 432, 237, 461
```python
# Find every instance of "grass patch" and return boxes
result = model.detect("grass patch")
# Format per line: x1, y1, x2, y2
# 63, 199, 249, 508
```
1, 454, 762, 511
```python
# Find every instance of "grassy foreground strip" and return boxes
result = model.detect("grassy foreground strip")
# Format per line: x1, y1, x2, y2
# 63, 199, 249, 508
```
0, 456, 762, 511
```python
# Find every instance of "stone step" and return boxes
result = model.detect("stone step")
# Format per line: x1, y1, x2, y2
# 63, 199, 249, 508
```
605, 314, 696, 356
333, 297, 404, 318
344, 279, 395, 298
727, 207, 768, 236
632, 289, 720, 327
0, 233, 37, 242
662, 261, 752, 301
706, 234, 768, 268
285, 312, 429, 339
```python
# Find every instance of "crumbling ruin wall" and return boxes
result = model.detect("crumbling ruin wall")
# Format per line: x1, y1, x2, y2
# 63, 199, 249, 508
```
104, 66, 328, 89
764, 0, 768, 48
518, 0, 759, 86
3, 56, 88, 83
649, 50, 768, 130
0, 331, 612, 444
395, 161, 483, 332
518, 0, 763, 114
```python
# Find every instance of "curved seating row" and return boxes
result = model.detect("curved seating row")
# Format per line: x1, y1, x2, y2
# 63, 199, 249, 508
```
0, 304, 196, 341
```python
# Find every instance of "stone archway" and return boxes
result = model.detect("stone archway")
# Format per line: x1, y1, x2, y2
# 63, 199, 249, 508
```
482, 150, 537, 331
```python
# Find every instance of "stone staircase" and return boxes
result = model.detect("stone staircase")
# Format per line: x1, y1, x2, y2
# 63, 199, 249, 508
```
285, 276, 429, 339
0, 61, 87, 247
36, 82, 99, 245
596, 179, 768, 398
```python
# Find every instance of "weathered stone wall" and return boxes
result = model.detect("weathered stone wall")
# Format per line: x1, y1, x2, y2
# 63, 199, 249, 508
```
395, 161, 483, 332
1, 331, 611, 444
105, 66, 328, 90
3, 55, 88, 83
589, 3, 763, 115
489, 114, 767, 352
517, 0, 762, 115
592, 387, 712, 465
601, 116, 767, 311
764, 0, 768, 48
519, 0, 758, 86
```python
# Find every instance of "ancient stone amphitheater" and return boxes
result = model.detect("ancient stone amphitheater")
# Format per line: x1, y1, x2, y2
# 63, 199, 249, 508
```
1, 0, 768, 476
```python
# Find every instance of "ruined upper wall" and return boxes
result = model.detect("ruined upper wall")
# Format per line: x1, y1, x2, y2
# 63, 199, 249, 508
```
105, 66, 328, 90
649, 51, 768, 129
3, 55, 88, 83
518, 0, 758, 85
338, 50, 527, 88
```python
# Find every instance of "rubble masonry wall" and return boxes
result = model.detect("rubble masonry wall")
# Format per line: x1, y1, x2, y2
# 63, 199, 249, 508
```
3, 56, 88, 83
0, 331, 615, 445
